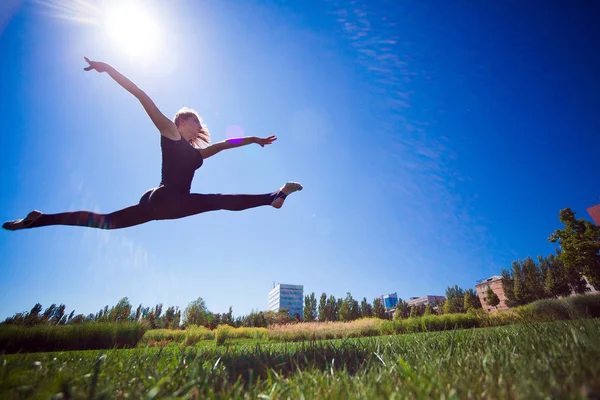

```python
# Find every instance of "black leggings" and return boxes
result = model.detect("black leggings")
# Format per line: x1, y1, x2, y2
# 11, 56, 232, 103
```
28, 186, 278, 230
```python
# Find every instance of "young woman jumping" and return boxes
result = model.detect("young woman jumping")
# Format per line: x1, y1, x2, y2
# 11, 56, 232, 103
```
2, 57, 302, 231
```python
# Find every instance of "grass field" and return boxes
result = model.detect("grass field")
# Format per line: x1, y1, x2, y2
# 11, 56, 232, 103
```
2, 319, 599, 399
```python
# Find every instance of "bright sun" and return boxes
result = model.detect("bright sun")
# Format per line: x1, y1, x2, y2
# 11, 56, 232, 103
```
102, 2, 163, 60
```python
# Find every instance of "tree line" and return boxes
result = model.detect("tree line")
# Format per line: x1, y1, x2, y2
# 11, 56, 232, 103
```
3, 208, 597, 328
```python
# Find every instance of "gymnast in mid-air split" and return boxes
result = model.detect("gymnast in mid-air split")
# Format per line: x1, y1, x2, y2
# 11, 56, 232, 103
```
2, 57, 303, 231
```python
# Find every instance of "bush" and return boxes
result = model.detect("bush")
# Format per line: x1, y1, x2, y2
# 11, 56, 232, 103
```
563, 293, 600, 318
517, 299, 571, 322
0, 322, 146, 354
139, 329, 186, 346
184, 325, 214, 345
215, 325, 233, 346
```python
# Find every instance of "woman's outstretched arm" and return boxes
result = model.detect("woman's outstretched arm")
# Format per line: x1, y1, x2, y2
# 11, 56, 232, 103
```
199, 135, 277, 159
83, 57, 179, 139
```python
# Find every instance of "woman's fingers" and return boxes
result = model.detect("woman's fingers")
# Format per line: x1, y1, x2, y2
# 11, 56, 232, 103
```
83, 56, 94, 71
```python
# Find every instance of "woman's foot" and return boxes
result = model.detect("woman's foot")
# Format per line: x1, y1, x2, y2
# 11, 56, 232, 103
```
271, 182, 303, 209
2, 210, 43, 231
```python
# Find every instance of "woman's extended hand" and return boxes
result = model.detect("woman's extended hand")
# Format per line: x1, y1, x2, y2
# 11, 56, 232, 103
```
83, 57, 110, 73
255, 135, 277, 147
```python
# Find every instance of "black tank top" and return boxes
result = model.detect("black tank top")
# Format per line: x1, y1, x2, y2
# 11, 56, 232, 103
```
159, 135, 204, 193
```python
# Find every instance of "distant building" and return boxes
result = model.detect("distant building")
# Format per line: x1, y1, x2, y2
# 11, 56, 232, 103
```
570, 276, 600, 296
475, 276, 509, 312
407, 295, 445, 308
268, 283, 304, 318
587, 204, 600, 225
379, 292, 398, 309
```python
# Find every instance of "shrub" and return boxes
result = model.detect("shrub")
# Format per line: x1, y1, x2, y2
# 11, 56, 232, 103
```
0, 322, 146, 354
563, 293, 600, 318
184, 325, 214, 345
215, 325, 233, 346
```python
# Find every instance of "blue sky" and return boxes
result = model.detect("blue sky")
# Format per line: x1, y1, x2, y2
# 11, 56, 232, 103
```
1, 0, 599, 321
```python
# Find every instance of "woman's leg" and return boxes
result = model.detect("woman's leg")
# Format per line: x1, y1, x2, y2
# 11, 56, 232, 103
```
148, 182, 303, 220
2, 190, 155, 231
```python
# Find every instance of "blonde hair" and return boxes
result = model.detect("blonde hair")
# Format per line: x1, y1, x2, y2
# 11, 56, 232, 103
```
173, 107, 211, 148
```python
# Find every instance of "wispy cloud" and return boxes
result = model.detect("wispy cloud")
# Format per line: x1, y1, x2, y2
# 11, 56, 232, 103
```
325, 0, 498, 273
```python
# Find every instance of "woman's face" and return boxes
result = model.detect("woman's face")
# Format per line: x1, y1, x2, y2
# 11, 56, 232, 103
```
180, 115, 204, 140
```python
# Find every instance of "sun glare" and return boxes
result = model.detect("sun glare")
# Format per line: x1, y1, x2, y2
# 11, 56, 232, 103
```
102, 2, 163, 60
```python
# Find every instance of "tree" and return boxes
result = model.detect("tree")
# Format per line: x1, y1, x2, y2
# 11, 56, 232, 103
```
339, 297, 350, 322
222, 306, 234, 327
538, 253, 571, 298
303, 292, 317, 322
443, 285, 465, 314
549, 208, 600, 291
521, 257, 545, 302
53, 304, 66, 325
424, 304, 434, 316
164, 306, 176, 328
171, 309, 182, 329
133, 304, 142, 322
109, 297, 132, 323
335, 298, 343, 321
486, 286, 500, 307
349, 296, 361, 321
501, 269, 517, 307
338, 292, 360, 322
463, 288, 482, 311
318, 293, 327, 322
183, 297, 209, 327
373, 298, 386, 319
409, 304, 425, 318
325, 295, 339, 321
360, 297, 373, 318
393, 298, 410, 320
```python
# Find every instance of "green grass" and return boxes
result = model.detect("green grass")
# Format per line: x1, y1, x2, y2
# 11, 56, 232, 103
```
2, 319, 600, 399
4, 295, 599, 354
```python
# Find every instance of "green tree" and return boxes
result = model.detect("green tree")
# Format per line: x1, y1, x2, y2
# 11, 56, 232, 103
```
409, 304, 425, 318
538, 253, 572, 298
373, 298, 387, 319
325, 295, 337, 321
318, 293, 327, 322
109, 297, 132, 323
549, 208, 600, 291
501, 269, 517, 307
349, 297, 360, 320
183, 297, 209, 327
339, 297, 350, 322
443, 285, 465, 314
222, 306, 234, 326
163, 306, 176, 328
424, 303, 434, 316
360, 297, 373, 318
335, 298, 343, 321
303, 292, 317, 322
486, 286, 500, 307
171, 309, 181, 329
338, 292, 360, 322
393, 298, 410, 320
463, 288, 482, 311
521, 256, 545, 302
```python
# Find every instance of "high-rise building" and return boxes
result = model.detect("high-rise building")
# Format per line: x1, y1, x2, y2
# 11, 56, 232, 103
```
268, 283, 304, 318
587, 204, 600, 225
379, 292, 399, 309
